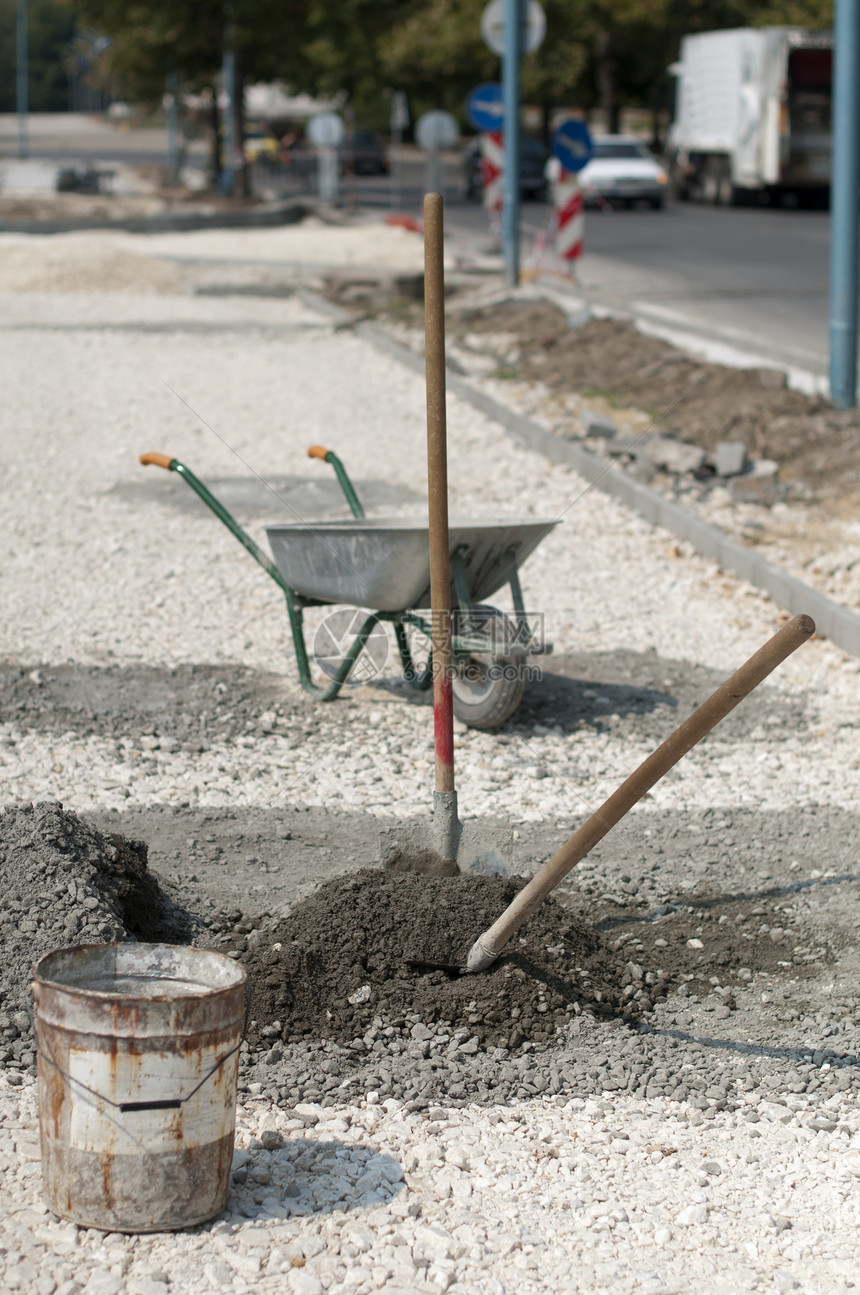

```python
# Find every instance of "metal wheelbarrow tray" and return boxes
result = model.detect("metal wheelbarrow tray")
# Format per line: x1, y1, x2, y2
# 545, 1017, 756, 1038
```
265, 516, 553, 612
139, 447, 557, 729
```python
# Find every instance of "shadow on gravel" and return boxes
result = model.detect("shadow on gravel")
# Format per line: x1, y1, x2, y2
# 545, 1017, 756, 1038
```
227, 1138, 403, 1220
1, 644, 808, 752
513, 646, 809, 741
0, 662, 306, 744
597, 872, 860, 932
653, 1027, 860, 1070
112, 473, 422, 520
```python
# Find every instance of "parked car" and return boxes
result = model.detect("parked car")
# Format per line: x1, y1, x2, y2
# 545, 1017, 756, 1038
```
341, 130, 389, 175
243, 126, 280, 164
463, 135, 548, 201
575, 136, 669, 209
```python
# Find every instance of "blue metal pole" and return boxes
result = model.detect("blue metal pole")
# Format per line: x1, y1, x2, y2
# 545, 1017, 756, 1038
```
829, 0, 860, 408
502, 0, 522, 286
16, 0, 28, 159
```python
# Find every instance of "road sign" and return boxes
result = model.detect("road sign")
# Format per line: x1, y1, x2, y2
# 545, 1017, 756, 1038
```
552, 119, 593, 173
307, 112, 345, 148
466, 82, 504, 133
481, 131, 504, 216
555, 173, 584, 264
415, 110, 459, 152
480, 0, 546, 56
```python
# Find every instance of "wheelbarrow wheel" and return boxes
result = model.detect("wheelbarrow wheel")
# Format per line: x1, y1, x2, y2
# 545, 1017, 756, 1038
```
452, 605, 526, 730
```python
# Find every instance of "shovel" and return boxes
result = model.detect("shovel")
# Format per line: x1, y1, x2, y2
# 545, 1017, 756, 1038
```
379, 193, 512, 878
462, 613, 815, 970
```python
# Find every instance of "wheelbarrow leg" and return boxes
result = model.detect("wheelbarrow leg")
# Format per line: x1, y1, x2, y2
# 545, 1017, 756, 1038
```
507, 563, 532, 649
451, 547, 476, 635
392, 618, 434, 690
287, 595, 386, 701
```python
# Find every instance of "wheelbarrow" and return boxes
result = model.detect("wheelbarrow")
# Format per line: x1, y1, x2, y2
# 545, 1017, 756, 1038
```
139, 446, 557, 728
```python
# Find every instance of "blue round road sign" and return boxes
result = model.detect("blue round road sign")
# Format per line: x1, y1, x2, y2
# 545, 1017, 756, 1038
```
552, 119, 593, 172
466, 83, 504, 134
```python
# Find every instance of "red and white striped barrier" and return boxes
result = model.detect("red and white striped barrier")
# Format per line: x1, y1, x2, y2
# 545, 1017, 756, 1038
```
481, 131, 504, 218
554, 169, 584, 265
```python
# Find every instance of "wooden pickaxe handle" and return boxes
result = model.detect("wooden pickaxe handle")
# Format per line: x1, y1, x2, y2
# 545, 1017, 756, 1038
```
466, 613, 816, 972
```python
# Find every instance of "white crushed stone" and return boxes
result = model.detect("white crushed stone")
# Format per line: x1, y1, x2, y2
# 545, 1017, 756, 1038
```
1, 222, 859, 1293
3, 1074, 860, 1294
0, 218, 426, 293
1, 280, 858, 820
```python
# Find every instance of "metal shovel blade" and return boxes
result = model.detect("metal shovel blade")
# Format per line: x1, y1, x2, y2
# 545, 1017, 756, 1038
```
379, 792, 512, 877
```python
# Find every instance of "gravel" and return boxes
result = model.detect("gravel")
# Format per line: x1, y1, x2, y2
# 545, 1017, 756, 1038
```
1, 217, 859, 1293
3, 1073, 860, 1294
0, 801, 190, 1069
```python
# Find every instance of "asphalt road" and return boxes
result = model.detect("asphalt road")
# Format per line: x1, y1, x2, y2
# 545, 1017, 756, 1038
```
438, 191, 832, 382
1, 114, 834, 379
338, 157, 833, 383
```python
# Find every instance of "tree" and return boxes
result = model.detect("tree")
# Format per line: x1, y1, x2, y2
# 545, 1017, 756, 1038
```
0, 0, 79, 113
377, 0, 673, 135
294, 0, 406, 126
745, 0, 832, 22
519, 0, 600, 137
69, 0, 310, 189
380, 0, 494, 119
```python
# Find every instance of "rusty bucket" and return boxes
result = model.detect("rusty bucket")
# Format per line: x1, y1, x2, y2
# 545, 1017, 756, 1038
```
31, 942, 246, 1233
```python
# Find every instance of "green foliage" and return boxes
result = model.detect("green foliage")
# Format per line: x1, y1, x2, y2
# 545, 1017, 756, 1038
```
518, 0, 592, 111
380, 0, 495, 114
745, 0, 832, 25
16, 0, 832, 135
299, 0, 402, 102
377, 0, 591, 125
66, 0, 221, 101
68, 0, 309, 104
0, 0, 79, 112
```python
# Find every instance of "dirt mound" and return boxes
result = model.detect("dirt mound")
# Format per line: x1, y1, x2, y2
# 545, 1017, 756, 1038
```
236, 869, 632, 1052
450, 301, 860, 510
0, 801, 188, 1072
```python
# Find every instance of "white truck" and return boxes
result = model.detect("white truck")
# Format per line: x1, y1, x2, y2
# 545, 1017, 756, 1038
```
667, 26, 832, 205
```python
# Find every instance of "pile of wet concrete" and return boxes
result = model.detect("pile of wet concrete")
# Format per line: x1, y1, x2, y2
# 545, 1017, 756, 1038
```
0, 801, 189, 1074
3, 802, 856, 1116
219, 869, 856, 1115
237, 869, 636, 1052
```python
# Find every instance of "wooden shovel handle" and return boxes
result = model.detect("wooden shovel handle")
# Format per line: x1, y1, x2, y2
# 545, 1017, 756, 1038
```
424, 192, 455, 795
468, 613, 815, 969
139, 452, 175, 470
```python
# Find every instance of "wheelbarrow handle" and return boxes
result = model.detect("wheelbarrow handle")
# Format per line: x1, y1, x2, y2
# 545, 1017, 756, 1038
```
139, 452, 175, 470
138, 451, 292, 596
306, 445, 366, 520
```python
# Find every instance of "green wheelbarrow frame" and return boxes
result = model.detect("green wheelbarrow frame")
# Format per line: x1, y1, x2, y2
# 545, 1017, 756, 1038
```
139, 446, 550, 720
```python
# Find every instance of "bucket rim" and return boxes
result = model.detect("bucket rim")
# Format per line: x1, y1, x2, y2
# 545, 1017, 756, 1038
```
32, 941, 247, 1002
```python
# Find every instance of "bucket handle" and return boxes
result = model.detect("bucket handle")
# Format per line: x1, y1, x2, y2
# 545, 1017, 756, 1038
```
30, 990, 244, 1115
34, 1033, 242, 1112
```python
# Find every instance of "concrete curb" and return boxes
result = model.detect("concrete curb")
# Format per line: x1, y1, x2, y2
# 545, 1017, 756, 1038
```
0, 198, 313, 236
298, 290, 860, 658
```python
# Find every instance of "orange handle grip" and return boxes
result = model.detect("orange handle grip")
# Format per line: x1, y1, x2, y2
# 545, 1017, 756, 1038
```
139, 452, 175, 470
307, 445, 331, 461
